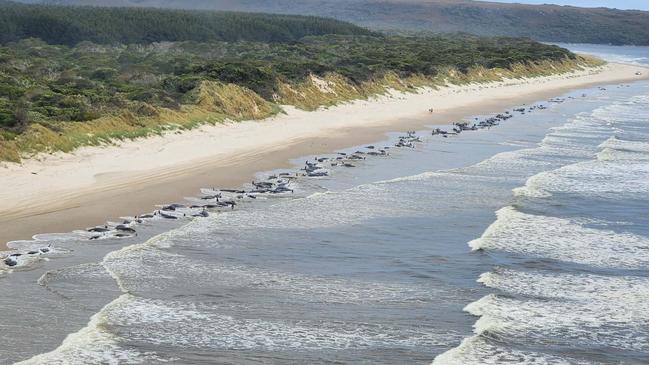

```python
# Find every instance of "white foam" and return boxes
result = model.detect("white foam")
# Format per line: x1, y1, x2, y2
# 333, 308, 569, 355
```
599, 136, 649, 153
518, 157, 649, 198
15, 295, 158, 365
437, 91, 649, 365
376, 170, 444, 183
475, 269, 649, 349
103, 232, 442, 304
597, 136, 649, 162
16, 229, 192, 364
434, 269, 649, 364
432, 335, 593, 365
471, 206, 649, 268
479, 269, 649, 307
104, 295, 457, 351
469, 294, 649, 352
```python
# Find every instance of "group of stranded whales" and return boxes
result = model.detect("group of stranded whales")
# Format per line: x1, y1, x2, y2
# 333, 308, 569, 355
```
395, 131, 422, 148
3, 90, 613, 270
433, 101, 555, 136
69, 98, 580, 243
3, 245, 51, 267
1, 136, 406, 269
302, 145, 391, 176
62, 146, 393, 243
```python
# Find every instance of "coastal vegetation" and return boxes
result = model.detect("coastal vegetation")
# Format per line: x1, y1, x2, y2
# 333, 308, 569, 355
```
0, 2, 601, 162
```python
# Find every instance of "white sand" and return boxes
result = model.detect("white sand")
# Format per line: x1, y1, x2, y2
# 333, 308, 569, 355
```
1, 62, 647, 246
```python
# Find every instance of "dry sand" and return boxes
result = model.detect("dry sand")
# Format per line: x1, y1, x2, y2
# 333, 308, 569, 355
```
1, 62, 647, 249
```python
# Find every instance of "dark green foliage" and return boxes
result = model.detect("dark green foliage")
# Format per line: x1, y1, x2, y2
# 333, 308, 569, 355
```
192, 62, 277, 97
0, 34, 574, 133
0, 1, 576, 137
35, 0, 649, 46
0, 0, 374, 46
297, 34, 572, 80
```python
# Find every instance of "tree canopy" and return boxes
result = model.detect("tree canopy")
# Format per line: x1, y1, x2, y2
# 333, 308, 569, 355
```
22, 0, 649, 46
0, 1, 374, 45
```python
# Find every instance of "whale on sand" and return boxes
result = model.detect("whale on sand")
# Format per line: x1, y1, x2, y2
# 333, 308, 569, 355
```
3, 244, 52, 268
192, 210, 209, 217
162, 204, 185, 211
159, 211, 178, 220
115, 225, 136, 233
88, 226, 110, 233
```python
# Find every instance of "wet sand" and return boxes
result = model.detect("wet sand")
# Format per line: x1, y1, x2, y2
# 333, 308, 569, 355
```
1, 63, 647, 249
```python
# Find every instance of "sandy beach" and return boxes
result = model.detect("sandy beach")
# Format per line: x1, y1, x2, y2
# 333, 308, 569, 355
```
0, 62, 647, 249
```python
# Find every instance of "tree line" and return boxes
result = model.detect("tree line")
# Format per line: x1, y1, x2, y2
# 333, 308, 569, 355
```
0, 1, 373, 45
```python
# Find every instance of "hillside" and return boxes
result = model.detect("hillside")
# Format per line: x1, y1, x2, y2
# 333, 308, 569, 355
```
0, 1, 373, 45
31, 0, 649, 46
0, 1, 597, 162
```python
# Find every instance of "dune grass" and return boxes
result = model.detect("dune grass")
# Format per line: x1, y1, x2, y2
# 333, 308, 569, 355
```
276, 56, 603, 110
0, 55, 603, 164
2, 82, 279, 161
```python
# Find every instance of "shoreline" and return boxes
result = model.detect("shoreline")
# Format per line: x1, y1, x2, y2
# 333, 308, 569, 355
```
1, 62, 647, 249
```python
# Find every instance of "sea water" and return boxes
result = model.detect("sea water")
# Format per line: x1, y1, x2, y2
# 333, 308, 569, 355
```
1, 45, 648, 364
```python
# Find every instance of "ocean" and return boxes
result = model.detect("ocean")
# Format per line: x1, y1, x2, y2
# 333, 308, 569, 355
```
1, 44, 648, 364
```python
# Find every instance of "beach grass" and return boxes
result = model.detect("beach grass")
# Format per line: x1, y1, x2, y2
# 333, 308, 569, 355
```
1, 56, 603, 162
276, 56, 603, 110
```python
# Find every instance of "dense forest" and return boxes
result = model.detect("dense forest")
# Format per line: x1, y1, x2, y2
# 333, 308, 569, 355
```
0, 34, 574, 129
0, 1, 372, 45
0, 1, 591, 161
32, 0, 649, 46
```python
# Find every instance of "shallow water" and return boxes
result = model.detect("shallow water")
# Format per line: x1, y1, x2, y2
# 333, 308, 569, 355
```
2, 45, 649, 364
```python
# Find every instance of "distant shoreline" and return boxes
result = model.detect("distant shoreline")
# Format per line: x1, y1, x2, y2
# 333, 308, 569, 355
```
1, 62, 647, 249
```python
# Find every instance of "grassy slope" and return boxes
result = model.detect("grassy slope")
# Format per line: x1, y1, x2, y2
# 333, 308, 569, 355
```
0, 55, 603, 163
